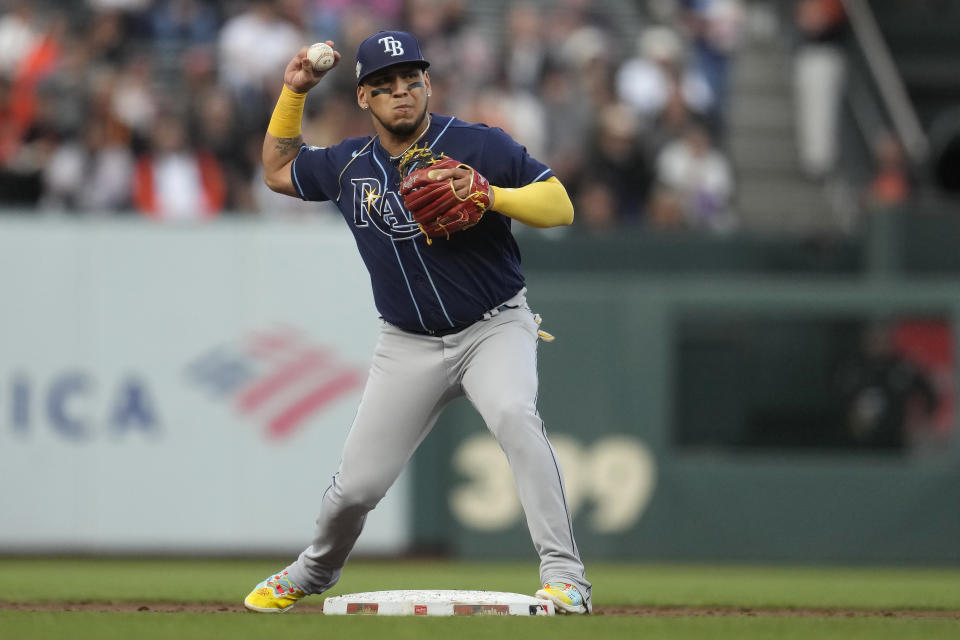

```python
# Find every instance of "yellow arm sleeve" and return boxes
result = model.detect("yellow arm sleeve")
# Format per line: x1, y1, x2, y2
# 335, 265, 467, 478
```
266, 85, 306, 139
490, 177, 574, 228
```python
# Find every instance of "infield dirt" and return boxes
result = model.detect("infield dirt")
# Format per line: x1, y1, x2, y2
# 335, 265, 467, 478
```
2, 601, 959, 619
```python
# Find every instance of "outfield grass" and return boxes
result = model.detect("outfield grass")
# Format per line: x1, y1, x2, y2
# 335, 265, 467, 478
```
1, 558, 958, 639
2, 557, 960, 611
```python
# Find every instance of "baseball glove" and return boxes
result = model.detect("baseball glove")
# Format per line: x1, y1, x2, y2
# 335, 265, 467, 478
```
397, 146, 490, 242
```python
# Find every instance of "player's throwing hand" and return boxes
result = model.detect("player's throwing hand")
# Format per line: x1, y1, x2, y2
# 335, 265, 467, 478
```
283, 41, 341, 94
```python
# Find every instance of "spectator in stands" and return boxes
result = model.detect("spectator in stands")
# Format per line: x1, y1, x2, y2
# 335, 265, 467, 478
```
0, 9, 64, 205
0, 75, 43, 204
37, 27, 142, 210
148, 0, 221, 49
616, 26, 714, 131
193, 86, 254, 212
680, 0, 745, 136
315, 9, 377, 98
41, 119, 134, 212
864, 129, 911, 209
5, 10, 61, 141
85, 7, 131, 68
834, 321, 939, 449
538, 61, 592, 187
555, 11, 618, 111
502, 2, 547, 93
649, 121, 735, 232
132, 112, 226, 221
580, 102, 654, 224
0, 1, 37, 77
460, 79, 547, 160
306, 0, 404, 44
1, 0, 753, 232
792, 0, 848, 180
34, 27, 94, 141
218, 0, 303, 128
110, 55, 159, 139
405, 0, 494, 105
641, 70, 704, 164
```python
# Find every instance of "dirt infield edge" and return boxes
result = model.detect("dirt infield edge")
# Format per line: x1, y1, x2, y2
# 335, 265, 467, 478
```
2, 601, 959, 618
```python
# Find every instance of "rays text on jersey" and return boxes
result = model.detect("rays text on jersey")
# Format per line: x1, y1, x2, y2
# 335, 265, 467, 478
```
351, 177, 422, 240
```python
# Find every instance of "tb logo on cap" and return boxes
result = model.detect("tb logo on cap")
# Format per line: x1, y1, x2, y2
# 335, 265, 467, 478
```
378, 36, 404, 56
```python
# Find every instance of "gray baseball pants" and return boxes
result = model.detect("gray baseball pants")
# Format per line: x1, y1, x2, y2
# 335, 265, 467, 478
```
284, 289, 591, 608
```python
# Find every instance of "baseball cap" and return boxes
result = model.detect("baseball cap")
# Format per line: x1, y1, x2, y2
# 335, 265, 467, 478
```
355, 30, 430, 85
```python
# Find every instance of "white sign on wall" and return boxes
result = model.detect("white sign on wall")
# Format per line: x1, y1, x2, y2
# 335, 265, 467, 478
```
0, 217, 408, 554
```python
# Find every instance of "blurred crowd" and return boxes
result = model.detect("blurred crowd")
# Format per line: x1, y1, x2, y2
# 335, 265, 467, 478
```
0, 0, 749, 232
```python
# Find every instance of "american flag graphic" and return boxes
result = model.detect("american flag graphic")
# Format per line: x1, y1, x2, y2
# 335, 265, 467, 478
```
186, 326, 365, 439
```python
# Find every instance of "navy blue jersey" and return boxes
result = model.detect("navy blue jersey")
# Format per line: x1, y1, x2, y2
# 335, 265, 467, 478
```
290, 114, 553, 333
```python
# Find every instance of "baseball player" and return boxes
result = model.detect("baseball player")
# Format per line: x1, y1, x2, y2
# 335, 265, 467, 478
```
243, 30, 591, 615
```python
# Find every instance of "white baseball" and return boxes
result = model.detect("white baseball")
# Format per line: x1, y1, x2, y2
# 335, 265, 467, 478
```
307, 42, 335, 72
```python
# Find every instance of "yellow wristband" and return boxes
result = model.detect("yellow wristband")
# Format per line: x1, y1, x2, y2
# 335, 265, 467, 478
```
267, 85, 306, 138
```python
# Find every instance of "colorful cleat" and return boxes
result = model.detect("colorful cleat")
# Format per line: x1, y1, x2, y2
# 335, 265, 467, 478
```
243, 570, 306, 613
535, 581, 588, 614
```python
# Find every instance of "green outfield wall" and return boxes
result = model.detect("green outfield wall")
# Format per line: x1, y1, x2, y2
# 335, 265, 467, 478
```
412, 213, 960, 564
